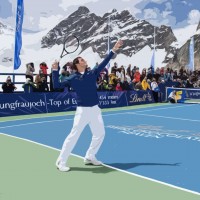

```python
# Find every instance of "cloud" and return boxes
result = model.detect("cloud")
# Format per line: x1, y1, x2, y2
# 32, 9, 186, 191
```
0, 0, 12, 18
1, 0, 199, 31
151, 0, 167, 4
59, 0, 98, 10
143, 8, 158, 19
39, 15, 64, 30
188, 9, 200, 25
165, 2, 172, 11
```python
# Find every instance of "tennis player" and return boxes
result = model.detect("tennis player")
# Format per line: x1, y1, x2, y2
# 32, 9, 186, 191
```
52, 40, 123, 172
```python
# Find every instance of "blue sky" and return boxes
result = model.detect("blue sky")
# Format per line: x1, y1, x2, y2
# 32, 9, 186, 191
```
0, 0, 199, 31
0, 0, 12, 19
136, 0, 200, 27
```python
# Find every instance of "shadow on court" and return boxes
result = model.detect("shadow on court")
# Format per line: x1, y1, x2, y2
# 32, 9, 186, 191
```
106, 162, 181, 170
70, 166, 115, 174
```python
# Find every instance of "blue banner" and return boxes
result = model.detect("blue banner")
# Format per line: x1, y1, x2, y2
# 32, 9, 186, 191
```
0, 91, 155, 117
0, 93, 47, 117
14, 0, 24, 70
45, 92, 77, 113
126, 90, 155, 106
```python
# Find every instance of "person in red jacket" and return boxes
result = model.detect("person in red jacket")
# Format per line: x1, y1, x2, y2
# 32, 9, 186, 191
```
132, 67, 141, 84
40, 62, 48, 81
115, 82, 122, 91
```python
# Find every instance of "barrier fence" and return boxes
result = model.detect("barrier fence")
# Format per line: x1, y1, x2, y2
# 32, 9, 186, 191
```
0, 90, 155, 117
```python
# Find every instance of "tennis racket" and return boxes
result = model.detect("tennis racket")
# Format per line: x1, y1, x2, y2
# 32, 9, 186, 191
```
58, 35, 80, 62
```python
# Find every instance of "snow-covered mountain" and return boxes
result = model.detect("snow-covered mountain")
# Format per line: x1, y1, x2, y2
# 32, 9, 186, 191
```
0, 6, 200, 79
167, 22, 200, 70
41, 6, 177, 62
0, 21, 14, 67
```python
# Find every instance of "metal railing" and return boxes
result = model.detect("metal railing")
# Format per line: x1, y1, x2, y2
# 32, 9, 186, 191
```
0, 73, 50, 92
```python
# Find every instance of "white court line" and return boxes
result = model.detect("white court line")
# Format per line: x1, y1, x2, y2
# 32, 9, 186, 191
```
0, 109, 199, 129
0, 112, 131, 129
128, 112, 200, 123
134, 104, 195, 113
0, 132, 199, 196
0, 113, 73, 123
0, 118, 73, 129
0, 105, 183, 123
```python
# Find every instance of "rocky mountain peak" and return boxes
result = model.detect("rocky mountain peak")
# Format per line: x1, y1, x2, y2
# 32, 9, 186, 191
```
41, 6, 177, 60
197, 21, 200, 32
76, 6, 90, 15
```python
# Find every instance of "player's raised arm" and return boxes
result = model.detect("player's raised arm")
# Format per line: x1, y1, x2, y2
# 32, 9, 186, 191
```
52, 60, 71, 89
94, 40, 123, 74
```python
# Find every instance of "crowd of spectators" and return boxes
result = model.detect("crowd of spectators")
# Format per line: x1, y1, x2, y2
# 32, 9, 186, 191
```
1, 61, 200, 102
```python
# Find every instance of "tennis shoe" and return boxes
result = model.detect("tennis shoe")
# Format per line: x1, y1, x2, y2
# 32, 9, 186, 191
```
84, 158, 102, 166
56, 160, 70, 172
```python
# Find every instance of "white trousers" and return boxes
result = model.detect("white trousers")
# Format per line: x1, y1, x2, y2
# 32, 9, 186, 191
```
58, 105, 105, 165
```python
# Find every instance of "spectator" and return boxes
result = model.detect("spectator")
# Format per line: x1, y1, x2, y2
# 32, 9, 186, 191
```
164, 70, 173, 82
140, 68, 147, 81
131, 66, 137, 79
115, 82, 123, 91
22, 78, 36, 93
35, 69, 45, 89
108, 72, 118, 88
151, 78, 159, 102
147, 67, 153, 80
111, 62, 118, 75
134, 80, 143, 90
121, 77, 130, 90
132, 67, 141, 84
142, 76, 151, 90
126, 64, 132, 77
39, 76, 49, 92
154, 67, 161, 82
40, 62, 48, 80
60, 66, 70, 82
185, 79, 194, 88
2, 76, 17, 93
102, 80, 109, 90
26, 62, 35, 82
125, 73, 132, 83
116, 68, 125, 83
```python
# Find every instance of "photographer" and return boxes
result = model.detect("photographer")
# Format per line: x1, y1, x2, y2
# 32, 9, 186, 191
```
2, 76, 17, 93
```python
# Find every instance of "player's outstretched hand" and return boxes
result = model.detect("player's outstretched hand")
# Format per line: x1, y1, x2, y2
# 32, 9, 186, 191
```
112, 40, 123, 52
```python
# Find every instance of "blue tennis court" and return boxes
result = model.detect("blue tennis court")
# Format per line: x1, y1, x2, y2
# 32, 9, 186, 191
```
0, 103, 200, 194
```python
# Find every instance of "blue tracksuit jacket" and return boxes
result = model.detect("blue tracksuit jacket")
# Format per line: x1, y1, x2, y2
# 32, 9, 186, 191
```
52, 51, 114, 107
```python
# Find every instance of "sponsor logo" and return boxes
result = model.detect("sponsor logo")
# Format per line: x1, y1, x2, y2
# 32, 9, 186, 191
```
129, 92, 153, 103
106, 125, 200, 142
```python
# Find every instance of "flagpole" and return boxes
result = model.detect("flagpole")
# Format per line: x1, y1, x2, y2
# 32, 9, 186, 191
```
153, 27, 155, 73
107, 16, 111, 70
188, 36, 194, 72
150, 27, 156, 75
192, 37, 195, 71
108, 16, 110, 54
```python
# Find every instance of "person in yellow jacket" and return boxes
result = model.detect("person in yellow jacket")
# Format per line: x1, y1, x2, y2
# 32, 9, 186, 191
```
142, 76, 151, 90
108, 73, 118, 86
